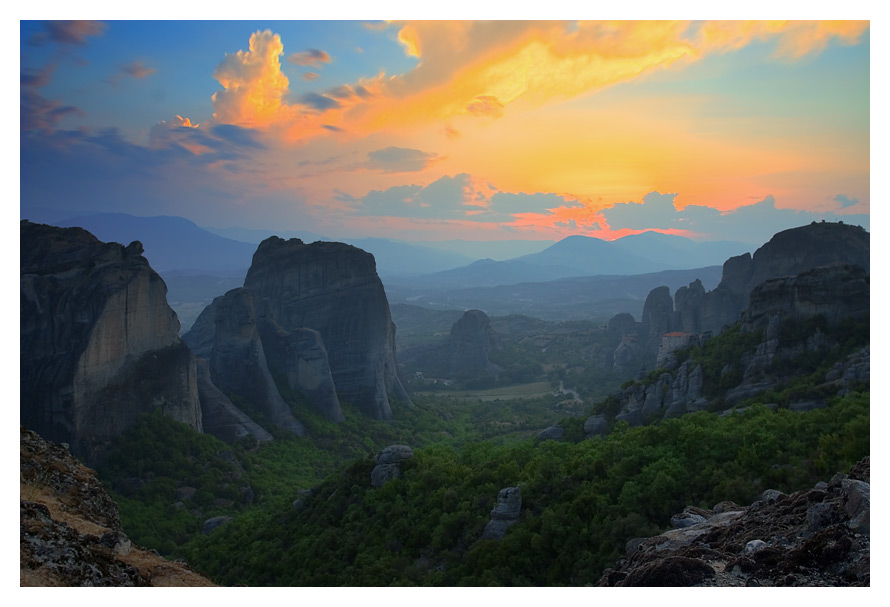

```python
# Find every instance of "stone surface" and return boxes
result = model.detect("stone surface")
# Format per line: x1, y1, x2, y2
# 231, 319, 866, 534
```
448, 309, 501, 375
481, 487, 522, 540
244, 236, 411, 420
740, 265, 869, 334
194, 357, 273, 443
20, 427, 213, 587
597, 458, 870, 587
583, 415, 608, 437
537, 425, 564, 442
371, 445, 414, 488
20, 221, 202, 461
201, 516, 233, 535
207, 288, 305, 436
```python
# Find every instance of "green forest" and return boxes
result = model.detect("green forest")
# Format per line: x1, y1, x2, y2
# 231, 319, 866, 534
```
96, 314, 870, 586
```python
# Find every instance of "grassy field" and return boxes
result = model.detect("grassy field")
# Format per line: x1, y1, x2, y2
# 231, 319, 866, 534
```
415, 381, 555, 402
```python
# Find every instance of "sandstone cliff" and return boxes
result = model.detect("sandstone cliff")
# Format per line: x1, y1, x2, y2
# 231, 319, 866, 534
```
20, 221, 202, 460
20, 427, 213, 586
244, 236, 410, 420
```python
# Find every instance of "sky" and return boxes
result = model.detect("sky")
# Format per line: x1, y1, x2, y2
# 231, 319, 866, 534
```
19, 16, 873, 246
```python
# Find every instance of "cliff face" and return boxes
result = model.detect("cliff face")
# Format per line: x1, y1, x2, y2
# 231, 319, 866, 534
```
207, 288, 306, 435
244, 237, 409, 420
741, 265, 869, 333
589, 262, 869, 437
696, 222, 869, 334
20, 221, 202, 460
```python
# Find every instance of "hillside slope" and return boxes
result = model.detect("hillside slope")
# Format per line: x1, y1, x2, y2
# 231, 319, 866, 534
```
20, 427, 214, 586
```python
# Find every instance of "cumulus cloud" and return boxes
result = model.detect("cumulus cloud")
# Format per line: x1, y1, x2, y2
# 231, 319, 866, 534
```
287, 48, 331, 67
601, 191, 870, 243
303, 72, 320, 81
366, 147, 438, 173
211, 30, 293, 127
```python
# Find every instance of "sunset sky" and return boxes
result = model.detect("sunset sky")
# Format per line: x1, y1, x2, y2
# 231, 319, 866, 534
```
19, 17, 871, 245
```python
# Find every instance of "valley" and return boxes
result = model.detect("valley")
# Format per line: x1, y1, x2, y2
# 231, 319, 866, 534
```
19, 217, 870, 587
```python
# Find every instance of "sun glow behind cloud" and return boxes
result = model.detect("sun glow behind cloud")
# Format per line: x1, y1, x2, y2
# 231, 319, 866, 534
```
18, 19, 870, 244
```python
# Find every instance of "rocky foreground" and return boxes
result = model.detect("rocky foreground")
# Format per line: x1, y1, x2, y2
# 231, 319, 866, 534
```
597, 458, 870, 586
20, 427, 213, 586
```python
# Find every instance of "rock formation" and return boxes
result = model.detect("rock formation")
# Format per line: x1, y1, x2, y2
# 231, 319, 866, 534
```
370, 445, 414, 488
481, 487, 523, 540
20, 221, 202, 460
20, 427, 213, 586
194, 357, 273, 443
597, 458, 870, 586
641, 286, 675, 348
204, 288, 305, 436
399, 309, 502, 380
243, 236, 410, 420
448, 309, 501, 375
740, 265, 869, 333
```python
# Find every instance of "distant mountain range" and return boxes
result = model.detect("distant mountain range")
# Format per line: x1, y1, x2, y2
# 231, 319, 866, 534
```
398, 233, 752, 289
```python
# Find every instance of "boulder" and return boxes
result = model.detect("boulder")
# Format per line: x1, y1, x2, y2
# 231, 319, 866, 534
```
371, 445, 414, 488
481, 487, 522, 540
537, 425, 564, 442
201, 516, 232, 535
583, 415, 608, 437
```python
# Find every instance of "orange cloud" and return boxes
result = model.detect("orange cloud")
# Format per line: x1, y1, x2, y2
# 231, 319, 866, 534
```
211, 30, 293, 127
346, 20, 867, 135
697, 20, 868, 59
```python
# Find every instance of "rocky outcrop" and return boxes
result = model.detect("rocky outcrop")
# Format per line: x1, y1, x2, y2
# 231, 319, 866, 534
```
607, 312, 638, 335
481, 487, 522, 540
697, 222, 868, 335
399, 309, 502, 379
597, 458, 870, 586
20, 221, 202, 460
244, 236, 410, 420
370, 445, 414, 488
207, 288, 305, 436
20, 427, 213, 586
641, 286, 675, 349
449, 310, 501, 375
740, 265, 869, 334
